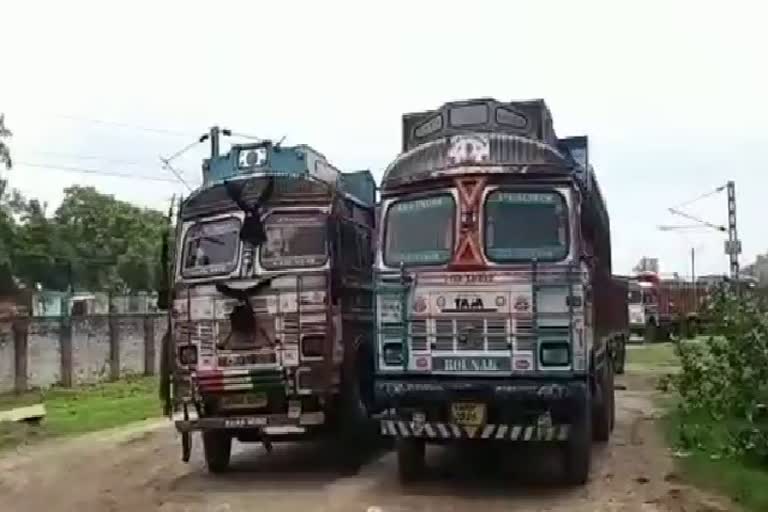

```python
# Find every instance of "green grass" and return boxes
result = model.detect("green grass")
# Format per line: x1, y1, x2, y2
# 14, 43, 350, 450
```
662, 410, 768, 512
627, 342, 679, 369
0, 376, 161, 451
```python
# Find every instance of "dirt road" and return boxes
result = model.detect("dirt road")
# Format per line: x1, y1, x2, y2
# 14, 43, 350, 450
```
0, 373, 731, 512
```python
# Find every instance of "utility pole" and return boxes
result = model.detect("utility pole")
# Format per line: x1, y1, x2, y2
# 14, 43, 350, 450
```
209, 126, 221, 159
691, 247, 697, 307
725, 180, 740, 280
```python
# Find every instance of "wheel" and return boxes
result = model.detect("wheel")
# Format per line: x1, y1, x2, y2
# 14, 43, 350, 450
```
203, 430, 232, 473
563, 400, 592, 485
657, 324, 671, 342
686, 318, 698, 339
593, 359, 613, 442
614, 337, 626, 375
644, 320, 657, 343
336, 337, 375, 472
608, 364, 616, 433
159, 330, 172, 416
397, 438, 425, 483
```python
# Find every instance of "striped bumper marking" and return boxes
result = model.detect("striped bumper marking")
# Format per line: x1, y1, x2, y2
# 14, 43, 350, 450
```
380, 420, 569, 441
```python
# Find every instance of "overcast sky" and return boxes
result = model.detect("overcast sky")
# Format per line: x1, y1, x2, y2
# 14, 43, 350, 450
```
2, 0, 766, 277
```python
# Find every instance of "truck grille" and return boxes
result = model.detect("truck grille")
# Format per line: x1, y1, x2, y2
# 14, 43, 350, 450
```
425, 317, 512, 352
410, 319, 428, 351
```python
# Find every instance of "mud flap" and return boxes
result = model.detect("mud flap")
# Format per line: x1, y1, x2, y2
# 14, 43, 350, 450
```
181, 403, 192, 463
181, 431, 192, 462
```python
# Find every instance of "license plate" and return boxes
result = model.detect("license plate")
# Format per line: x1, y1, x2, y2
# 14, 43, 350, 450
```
451, 402, 486, 426
221, 392, 267, 409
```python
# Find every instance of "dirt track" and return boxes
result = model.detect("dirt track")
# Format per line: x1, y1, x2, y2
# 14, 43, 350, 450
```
0, 373, 732, 512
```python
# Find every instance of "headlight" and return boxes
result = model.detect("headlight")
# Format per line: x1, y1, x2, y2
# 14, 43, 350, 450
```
178, 345, 198, 365
540, 343, 570, 366
383, 343, 403, 365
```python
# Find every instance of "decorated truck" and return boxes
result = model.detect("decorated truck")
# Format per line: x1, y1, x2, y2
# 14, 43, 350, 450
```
628, 271, 707, 341
373, 99, 628, 484
159, 137, 377, 472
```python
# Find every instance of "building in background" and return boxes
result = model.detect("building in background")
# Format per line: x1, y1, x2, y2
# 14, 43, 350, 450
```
743, 253, 768, 287
634, 257, 659, 274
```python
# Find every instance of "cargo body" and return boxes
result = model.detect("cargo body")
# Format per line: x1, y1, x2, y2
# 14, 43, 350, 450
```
373, 99, 627, 484
629, 272, 707, 341
162, 141, 377, 472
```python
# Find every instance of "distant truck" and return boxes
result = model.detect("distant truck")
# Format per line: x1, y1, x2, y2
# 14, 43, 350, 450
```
160, 138, 378, 472
628, 271, 706, 341
373, 99, 628, 484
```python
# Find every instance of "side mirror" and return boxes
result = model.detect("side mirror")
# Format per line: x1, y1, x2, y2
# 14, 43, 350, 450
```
157, 289, 170, 310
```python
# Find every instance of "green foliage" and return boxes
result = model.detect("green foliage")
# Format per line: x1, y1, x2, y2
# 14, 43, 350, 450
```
0, 376, 161, 451
0, 185, 169, 292
663, 411, 768, 512
670, 285, 768, 461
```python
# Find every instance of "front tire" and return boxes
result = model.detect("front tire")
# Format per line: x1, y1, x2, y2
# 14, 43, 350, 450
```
644, 320, 657, 344
203, 430, 232, 473
397, 438, 425, 483
593, 359, 614, 442
336, 338, 375, 472
614, 337, 626, 375
563, 404, 592, 485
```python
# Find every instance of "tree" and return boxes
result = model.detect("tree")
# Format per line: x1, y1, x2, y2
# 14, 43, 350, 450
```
54, 186, 167, 291
0, 184, 168, 293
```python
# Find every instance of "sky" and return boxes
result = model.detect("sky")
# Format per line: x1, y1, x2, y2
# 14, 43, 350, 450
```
1, 0, 766, 277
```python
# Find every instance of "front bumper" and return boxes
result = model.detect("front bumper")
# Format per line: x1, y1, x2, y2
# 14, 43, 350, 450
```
375, 377, 587, 442
175, 411, 325, 436
375, 377, 587, 407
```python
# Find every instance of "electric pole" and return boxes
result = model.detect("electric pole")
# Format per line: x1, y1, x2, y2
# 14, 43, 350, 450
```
209, 126, 221, 159
691, 247, 696, 306
725, 180, 740, 279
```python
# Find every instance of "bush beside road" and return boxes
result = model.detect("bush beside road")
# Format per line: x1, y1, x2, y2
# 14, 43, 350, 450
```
628, 285, 768, 511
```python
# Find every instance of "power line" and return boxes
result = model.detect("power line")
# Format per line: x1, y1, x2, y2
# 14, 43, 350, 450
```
667, 208, 726, 232
51, 114, 197, 137
671, 185, 726, 210
18, 150, 154, 167
15, 161, 190, 184
159, 157, 194, 192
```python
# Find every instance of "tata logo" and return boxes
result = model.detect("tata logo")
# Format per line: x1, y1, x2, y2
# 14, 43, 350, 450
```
455, 297, 485, 310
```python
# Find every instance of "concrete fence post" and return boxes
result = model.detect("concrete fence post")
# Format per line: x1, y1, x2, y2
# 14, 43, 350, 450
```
12, 318, 29, 393
108, 314, 120, 381
60, 316, 73, 387
143, 315, 155, 376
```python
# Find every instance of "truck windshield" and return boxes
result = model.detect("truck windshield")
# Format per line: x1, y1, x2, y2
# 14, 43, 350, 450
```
182, 217, 241, 277
384, 194, 455, 266
628, 289, 642, 304
484, 191, 568, 262
261, 213, 327, 269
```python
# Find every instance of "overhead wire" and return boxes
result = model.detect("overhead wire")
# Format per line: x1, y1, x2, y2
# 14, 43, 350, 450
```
14, 161, 191, 184
50, 114, 197, 137
17, 150, 154, 167
671, 185, 727, 210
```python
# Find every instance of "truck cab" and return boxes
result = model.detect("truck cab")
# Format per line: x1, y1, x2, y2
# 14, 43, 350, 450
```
373, 99, 627, 484
164, 141, 377, 472
628, 279, 658, 340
